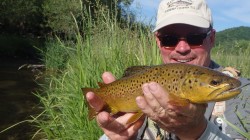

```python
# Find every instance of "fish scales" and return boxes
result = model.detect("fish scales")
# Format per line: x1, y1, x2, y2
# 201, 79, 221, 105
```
82, 63, 241, 124
98, 64, 187, 112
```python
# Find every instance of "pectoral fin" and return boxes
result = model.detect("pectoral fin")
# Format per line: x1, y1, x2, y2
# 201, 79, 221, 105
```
126, 111, 144, 125
168, 94, 190, 106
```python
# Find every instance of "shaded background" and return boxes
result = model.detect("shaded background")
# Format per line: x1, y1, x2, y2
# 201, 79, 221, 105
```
0, 58, 41, 139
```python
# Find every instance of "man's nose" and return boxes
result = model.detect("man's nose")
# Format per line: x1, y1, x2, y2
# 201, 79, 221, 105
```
175, 39, 191, 54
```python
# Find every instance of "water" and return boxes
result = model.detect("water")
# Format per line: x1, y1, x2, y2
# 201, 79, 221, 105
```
0, 58, 41, 139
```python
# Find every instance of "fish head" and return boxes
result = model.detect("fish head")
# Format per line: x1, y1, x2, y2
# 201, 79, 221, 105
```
182, 67, 241, 103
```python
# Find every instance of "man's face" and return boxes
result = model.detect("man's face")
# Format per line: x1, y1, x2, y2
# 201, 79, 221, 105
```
155, 24, 215, 67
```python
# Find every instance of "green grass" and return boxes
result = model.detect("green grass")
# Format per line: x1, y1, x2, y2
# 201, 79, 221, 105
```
212, 43, 250, 78
31, 4, 161, 139
31, 3, 250, 140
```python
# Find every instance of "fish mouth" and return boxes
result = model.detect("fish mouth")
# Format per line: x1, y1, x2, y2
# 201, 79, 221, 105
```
211, 85, 241, 101
219, 87, 241, 96
211, 82, 250, 101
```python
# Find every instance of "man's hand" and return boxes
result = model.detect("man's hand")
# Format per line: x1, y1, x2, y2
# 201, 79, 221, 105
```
86, 72, 144, 140
136, 82, 208, 140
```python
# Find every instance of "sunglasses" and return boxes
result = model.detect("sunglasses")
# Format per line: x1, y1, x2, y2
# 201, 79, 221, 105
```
158, 30, 211, 47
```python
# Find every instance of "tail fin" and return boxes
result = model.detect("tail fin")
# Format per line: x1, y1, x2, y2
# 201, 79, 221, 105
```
81, 87, 96, 94
86, 100, 97, 120
81, 88, 98, 120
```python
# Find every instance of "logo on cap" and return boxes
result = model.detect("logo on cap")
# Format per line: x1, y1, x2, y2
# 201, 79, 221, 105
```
167, 0, 193, 7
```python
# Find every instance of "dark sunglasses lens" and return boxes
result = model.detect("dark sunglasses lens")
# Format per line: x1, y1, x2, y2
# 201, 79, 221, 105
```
160, 36, 179, 47
187, 34, 207, 45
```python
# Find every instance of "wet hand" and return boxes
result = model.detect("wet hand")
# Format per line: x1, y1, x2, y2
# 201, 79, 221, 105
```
86, 72, 144, 140
136, 82, 207, 139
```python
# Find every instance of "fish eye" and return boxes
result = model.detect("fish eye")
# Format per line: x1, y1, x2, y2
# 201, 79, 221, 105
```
210, 79, 221, 86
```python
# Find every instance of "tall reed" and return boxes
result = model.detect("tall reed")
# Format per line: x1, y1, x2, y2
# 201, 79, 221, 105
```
33, 1, 161, 139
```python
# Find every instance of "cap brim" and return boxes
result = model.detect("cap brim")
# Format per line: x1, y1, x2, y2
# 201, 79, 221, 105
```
153, 14, 210, 32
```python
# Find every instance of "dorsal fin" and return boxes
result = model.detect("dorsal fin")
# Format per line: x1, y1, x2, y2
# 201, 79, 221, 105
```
123, 66, 151, 77
98, 82, 106, 88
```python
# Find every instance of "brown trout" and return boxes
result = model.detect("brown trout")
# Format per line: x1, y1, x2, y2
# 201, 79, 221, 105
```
82, 63, 241, 124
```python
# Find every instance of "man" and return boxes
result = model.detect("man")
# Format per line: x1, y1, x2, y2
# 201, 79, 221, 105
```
86, 0, 250, 139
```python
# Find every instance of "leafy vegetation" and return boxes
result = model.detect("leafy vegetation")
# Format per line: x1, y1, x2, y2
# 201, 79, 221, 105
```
216, 26, 250, 42
0, 0, 134, 38
0, 0, 44, 34
215, 26, 250, 50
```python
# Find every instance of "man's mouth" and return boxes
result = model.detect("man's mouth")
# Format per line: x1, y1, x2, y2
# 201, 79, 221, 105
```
175, 58, 194, 63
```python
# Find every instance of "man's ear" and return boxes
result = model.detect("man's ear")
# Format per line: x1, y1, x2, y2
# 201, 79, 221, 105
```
210, 29, 216, 47
155, 32, 162, 49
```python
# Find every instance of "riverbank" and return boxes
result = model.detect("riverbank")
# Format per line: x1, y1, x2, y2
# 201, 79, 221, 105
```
0, 58, 42, 139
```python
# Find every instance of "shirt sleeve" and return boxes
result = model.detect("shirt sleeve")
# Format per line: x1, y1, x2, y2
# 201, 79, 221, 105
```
199, 120, 232, 140
99, 134, 109, 140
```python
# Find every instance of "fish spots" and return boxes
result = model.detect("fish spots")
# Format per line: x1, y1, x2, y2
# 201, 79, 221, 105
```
175, 70, 181, 74
162, 71, 165, 74
84, 63, 242, 119
171, 85, 178, 94
193, 69, 199, 75
161, 81, 164, 85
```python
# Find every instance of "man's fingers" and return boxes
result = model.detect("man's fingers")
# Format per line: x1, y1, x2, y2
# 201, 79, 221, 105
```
97, 112, 144, 139
136, 96, 150, 113
85, 72, 115, 112
102, 72, 116, 84
147, 82, 170, 109
142, 83, 161, 111
96, 112, 114, 128
97, 112, 139, 133
136, 95, 160, 121
86, 92, 104, 112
